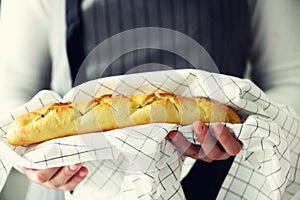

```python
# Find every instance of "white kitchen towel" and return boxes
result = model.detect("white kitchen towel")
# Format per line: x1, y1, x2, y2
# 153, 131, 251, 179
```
0, 69, 299, 200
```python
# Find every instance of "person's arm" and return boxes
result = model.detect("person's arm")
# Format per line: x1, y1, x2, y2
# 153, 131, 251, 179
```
0, 0, 51, 111
249, 0, 300, 114
249, 1, 300, 198
0, 0, 87, 191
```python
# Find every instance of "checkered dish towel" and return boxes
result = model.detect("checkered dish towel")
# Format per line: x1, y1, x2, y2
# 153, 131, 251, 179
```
0, 69, 299, 200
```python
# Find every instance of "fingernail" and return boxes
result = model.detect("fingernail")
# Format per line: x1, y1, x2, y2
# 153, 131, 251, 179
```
197, 124, 205, 133
193, 123, 205, 133
79, 170, 87, 177
166, 130, 178, 142
69, 164, 79, 171
210, 123, 222, 137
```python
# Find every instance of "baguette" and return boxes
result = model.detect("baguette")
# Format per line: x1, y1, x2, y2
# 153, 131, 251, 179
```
6, 93, 241, 146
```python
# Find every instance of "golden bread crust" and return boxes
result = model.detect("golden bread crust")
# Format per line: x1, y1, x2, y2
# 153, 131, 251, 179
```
6, 93, 241, 146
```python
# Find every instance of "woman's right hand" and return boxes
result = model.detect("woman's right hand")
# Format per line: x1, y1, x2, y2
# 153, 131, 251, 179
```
21, 163, 88, 191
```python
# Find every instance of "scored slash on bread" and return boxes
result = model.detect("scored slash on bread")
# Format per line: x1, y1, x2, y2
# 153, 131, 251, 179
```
6, 93, 241, 146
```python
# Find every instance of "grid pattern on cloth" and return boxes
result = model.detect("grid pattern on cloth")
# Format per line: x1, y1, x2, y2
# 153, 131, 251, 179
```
0, 69, 299, 199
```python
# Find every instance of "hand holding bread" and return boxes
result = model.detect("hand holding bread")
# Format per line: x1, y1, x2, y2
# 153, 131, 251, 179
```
6, 92, 241, 146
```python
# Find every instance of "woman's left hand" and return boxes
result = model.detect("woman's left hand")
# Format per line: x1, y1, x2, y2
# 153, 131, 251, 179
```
166, 121, 243, 162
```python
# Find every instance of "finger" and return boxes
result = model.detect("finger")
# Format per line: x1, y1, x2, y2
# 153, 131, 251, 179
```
192, 121, 209, 143
192, 121, 229, 160
21, 166, 62, 184
46, 163, 82, 188
166, 130, 202, 159
59, 167, 88, 191
210, 122, 243, 156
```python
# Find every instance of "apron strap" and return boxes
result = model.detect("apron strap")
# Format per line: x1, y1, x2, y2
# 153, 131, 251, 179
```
66, 0, 84, 85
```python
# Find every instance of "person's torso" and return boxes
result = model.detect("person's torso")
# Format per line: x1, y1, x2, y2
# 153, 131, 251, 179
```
51, 2, 250, 199
77, 0, 250, 83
